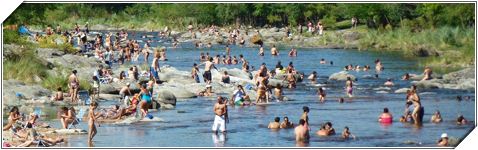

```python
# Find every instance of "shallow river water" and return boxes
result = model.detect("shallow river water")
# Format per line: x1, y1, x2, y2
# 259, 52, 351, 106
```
6, 31, 476, 147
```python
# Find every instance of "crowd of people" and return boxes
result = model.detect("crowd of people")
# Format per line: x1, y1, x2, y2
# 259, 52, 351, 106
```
4, 22, 472, 147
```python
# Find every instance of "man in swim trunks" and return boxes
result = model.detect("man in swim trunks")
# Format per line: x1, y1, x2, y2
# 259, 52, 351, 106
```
212, 96, 227, 133
202, 57, 217, 84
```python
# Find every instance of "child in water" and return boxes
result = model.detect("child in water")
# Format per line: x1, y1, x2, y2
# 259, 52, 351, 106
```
88, 102, 100, 144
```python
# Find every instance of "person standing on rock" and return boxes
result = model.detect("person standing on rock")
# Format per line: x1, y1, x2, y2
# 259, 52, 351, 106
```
143, 40, 151, 63
200, 57, 217, 84
298, 23, 303, 35
191, 63, 200, 83
151, 50, 161, 82
212, 96, 227, 133
307, 21, 313, 33
69, 70, 80, 103
351, 17, 358, 29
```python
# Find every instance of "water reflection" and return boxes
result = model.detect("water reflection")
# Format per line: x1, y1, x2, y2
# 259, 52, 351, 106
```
211, 133, 226, 147
295, 141, 309, 147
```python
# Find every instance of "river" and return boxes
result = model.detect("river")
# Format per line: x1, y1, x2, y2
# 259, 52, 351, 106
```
7, 31, 475, 147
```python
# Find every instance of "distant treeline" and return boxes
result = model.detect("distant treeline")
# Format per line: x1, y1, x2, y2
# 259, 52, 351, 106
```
5, 3, 475, 30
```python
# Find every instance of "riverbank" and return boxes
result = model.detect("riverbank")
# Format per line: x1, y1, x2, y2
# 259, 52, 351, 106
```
3, 24, 476, 106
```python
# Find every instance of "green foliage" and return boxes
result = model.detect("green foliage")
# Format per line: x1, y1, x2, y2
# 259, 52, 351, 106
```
3, 55, 48, 84
41, 74, 68, 92
357, 26, 474, 68
37, 34, 77, 54
5, 3, 474, 29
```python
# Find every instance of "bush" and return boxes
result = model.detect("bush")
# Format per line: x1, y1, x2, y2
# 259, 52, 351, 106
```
41, 74, 68, 92
3, 29, 30, 45
3, 56, 48, 83
38, 34, 77, 54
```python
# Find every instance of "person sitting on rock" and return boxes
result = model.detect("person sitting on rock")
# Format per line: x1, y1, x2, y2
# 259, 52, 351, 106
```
421, 66, 433, 81
221, 71, 231, 84
198, 85, 214, 97
232, 85, 250, 106
52, 87, 64, 101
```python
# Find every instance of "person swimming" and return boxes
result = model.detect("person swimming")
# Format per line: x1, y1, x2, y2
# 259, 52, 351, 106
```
280, 117, 294, 129
437, 133, 449, 146
308, 71, 317, 82
345, 77, 353, 97
318, 88, 326, 103
431, 110, 443, 123
341, 126, 356, 139
456, 115, 468, 125
378, 107, 393, 124
268, 117, 281, 129
271, 45, 278, 56
384, 78, 394, 86
316, 122, 335, 136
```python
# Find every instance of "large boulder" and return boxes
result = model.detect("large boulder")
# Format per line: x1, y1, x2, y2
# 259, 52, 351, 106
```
412, 79, 444, 89
2, 80, 51, 105
159, 84, 197, 99
157, 90, 177, 106
46, 54, 102, 69
328, 71, 356, 81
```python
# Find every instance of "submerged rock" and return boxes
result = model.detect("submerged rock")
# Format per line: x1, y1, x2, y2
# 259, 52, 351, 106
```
328, 71, 356, 81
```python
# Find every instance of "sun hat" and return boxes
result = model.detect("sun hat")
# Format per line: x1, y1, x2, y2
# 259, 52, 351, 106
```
441, 133, 448, 138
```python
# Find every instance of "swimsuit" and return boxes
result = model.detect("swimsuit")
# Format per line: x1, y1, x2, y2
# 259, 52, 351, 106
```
141, 93, 152, 104
379, 116, 393, 123
203, 70, 212, 81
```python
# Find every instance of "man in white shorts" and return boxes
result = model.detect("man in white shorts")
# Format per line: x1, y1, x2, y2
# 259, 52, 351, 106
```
212, 96, 227, 133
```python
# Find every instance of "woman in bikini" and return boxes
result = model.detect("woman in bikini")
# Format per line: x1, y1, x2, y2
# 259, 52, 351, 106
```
68, 70, 80, 103
3, 106, 21, 131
